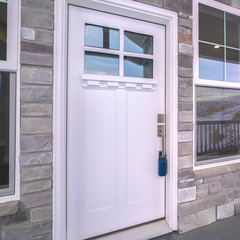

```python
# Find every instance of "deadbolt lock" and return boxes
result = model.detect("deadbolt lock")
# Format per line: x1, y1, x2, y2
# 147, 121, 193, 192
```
157, 125, 164, 137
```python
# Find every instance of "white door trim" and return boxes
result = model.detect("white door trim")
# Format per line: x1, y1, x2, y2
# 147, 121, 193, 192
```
53, 1, 178, 240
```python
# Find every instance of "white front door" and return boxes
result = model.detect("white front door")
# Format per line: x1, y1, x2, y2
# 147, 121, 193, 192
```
67, 6, 166, 240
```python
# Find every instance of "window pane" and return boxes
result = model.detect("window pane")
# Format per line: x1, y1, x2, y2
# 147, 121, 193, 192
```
0, 72, 9, 189
0, 1, 7, 60
85, 24, 119, 50
124, 56, 153, 78
226, 13, 240, 49
124, 31, 153, 54
226, 49, 240, 83
199, 42, 224, 81
196, 87, 240, 162
199, 4, 224, 45
84, 51, 119, 75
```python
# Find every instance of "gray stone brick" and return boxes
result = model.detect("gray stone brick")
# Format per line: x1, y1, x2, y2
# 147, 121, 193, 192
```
164, 0, 192, 15
178, 54, 193, 68
235, 188, 240, 198
21, 180, 52, 195
178, 168, 194, 180
197, 183, 209, 197
178, 187, 196, 203
21, 67, 52, 84
21, 52, 53, 66
21, 165, 52, 182
232, 0, 240, 8
222, 172, 240, 189
21, 7, 53, 30
179, 43, 193, 55
179, 178, 203, 188
179, 111, 193, 123
22, 0, 54, 12
178, 131, 193, 142
209, 181, 222, 194
178, 67, 193, 77
20, 134, 52, 153
1, 210, 29, 226
2, 221, 52, 240
21, 103, 52, 116
204, 175, 222, 183
21, 27, 35, 41
235, 202, 240, 214
32, 235, 52, 240
178, 207, 216, 233
21, 117, 52, 134
178, 192, 226, 216
21, 41, 53, 55
36, 30, 54, 44
179, 123, 193, 131
133, 0, 163, 8
20, 152, 52, 167
179, 17, 193, 28
217, 202, 234, 219
178, 142, 193, 156
179, 102, 193, 111
21, 86, 53, 103
227, 190, 235, 203
178, 155, 193, 169
178, 77, 193, 87
30, 206, 52, 223
179, 87, 193, 98
194, 165, 231, 179
0, 201, 19, 217
21, 191, 52, 209
178, 26, 192, 35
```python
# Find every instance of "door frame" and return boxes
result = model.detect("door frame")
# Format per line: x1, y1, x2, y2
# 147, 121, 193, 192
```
53, 1, 178, 240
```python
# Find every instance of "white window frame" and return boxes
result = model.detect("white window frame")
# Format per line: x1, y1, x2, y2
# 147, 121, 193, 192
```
0, 0, 20, 202
193, 0, 240, 170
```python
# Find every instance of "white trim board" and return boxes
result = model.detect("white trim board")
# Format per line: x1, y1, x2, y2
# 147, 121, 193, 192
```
53, 1, 178, 239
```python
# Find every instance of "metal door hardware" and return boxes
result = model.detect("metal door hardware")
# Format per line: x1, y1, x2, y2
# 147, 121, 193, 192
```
157, 125, 164, 137
157, 114, 164, 124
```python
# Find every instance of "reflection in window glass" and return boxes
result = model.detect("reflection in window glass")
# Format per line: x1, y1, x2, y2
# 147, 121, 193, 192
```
196, 87, 240, 162
226, 13, 240, 49
0, 1, 7, 60
124, 31, 153, 55
84, 51, 119, 75
124, 57, 153, 78
85, 24, 119, 50
226, 49, 240, 83
199, 42, 224, 81
199, 4, 224, 45
0, 72, 9, 189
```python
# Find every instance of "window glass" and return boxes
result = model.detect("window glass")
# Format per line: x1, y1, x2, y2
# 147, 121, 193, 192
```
84, 51, 119, 75
199, 42, 224, 81
226, 13, 240, 49
124, 57, 153, 78
85, 24, 119, 50
124, 31, 153, 55
196, 86, 240, 162
0, 1, 7, 60
226, 49, 240, 83
199, 4, 224, 45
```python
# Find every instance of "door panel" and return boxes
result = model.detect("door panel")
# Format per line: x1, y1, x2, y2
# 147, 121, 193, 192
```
67, 6, 166, 240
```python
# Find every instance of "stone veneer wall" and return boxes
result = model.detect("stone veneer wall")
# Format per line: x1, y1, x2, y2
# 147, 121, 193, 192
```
0, 0, 54, 239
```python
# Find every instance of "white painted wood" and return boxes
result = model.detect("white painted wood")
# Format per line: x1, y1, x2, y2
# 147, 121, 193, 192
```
67, 6, 165, 240
53, 1, 178, 239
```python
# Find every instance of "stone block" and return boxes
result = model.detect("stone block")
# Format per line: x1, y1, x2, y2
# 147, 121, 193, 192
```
197, 183, 209, 197
178, 131, 193, 142
235, 188, 240, 198
178, 54, 193, 68
164, 0, 192, 15
232, 0, 240, 8
2, 221, 52, 240
179, 17, 193, 28
178, 142, 193, 156
21, 52, 53, 66
21, 7, 53, 30
235, 202, 240, 214
20, 152, 52, 167
222, 172, 240, 189
178, 77, 193, 87
20, 134, 52, 153
179, 102, 193, 111
204, 175, 222, 183
209, 181, 222, 194
21, 117, 52, 134
178, 187, 196, 203
179, 111, 193, 123
21, 86, 53, 103
179, 87, 193, 98
0, 201, 19, 217
21, 191, 52, 209
178, 34, 192, 44
179, 178, 203, 188
178, 26, 192, 35
21, 165, 52, 182
21, 41, 53, 55
21, 180, 52, 195
30, 206, 52, 223
32, 235, 52, 240
178, 67, 193, 77
21, 27, 35, 41
217, 202, 234, 219
22, 0, 54, 12
21, 103, 52, 116
1, 210, 29, 226
178, 192, 226, 216
178, 155, 193, 169
178, 207, 216, 233
179, 43, 193, 55
133, 0, 163, 8
178, 168, 193, 180
179, 123, 193, 131
21, 66, 53, 84
194, 165, 231, 179
36, 30, 54, 44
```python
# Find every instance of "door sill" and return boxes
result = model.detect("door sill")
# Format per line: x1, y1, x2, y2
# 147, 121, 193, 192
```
87, 219, 172, 240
